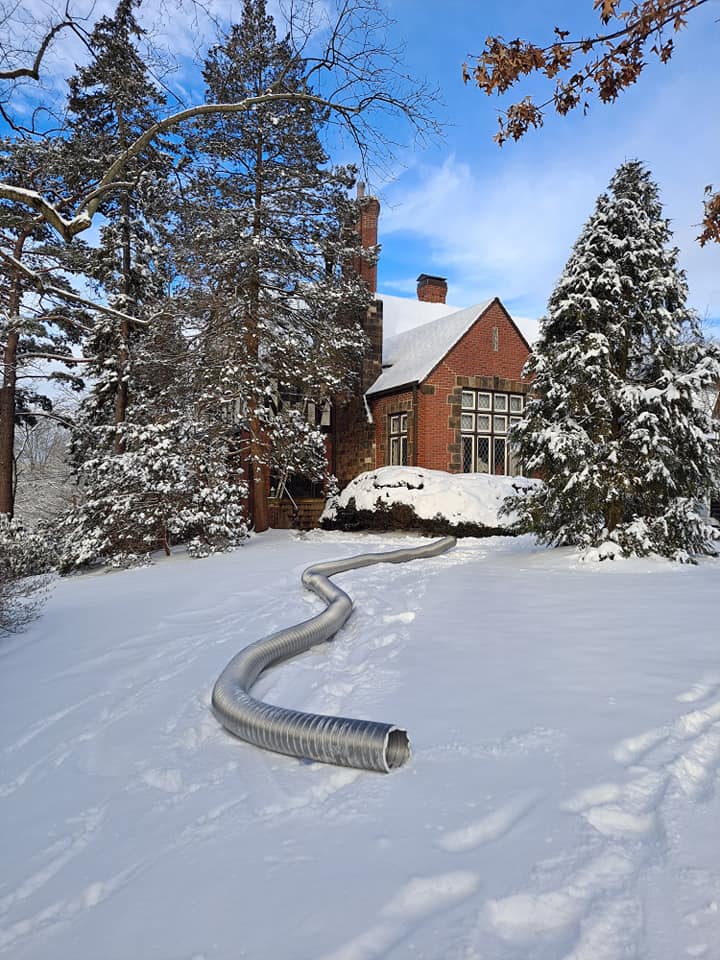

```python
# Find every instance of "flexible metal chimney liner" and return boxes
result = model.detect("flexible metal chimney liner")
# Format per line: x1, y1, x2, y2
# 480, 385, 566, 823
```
212, 536, 456, 772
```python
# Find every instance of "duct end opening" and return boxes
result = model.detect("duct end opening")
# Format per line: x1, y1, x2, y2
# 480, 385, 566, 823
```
384, 727, 410, 770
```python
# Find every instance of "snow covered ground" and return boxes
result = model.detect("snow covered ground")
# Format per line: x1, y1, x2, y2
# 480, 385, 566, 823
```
2, 530, 720, 960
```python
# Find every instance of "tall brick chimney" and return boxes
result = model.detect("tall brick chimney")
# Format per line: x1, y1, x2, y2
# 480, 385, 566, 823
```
354, 182, 380, 295
417, 273, 447, 304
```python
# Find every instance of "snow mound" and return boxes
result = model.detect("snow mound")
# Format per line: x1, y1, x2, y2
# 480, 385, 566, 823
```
322, 467, 537, 531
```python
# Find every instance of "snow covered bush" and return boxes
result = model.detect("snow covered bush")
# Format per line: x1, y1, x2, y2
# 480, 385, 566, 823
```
58, 420, 249, 571
504, 161, 720, 561
0, 516, 53, 635
0, 514, 57, 577
321, 467, 535, 536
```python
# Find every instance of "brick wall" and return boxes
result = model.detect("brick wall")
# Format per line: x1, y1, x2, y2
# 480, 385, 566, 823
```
370, 389, 415, 468
353, 196, 380, 294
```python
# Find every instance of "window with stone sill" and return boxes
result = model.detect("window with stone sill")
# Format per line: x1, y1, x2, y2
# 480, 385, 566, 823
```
460, 390, 525, 475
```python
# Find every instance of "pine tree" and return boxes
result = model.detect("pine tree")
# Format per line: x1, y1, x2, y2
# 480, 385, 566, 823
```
178, 0, 370, 531
59, 312, 249, 569
63, 0, 174, 455
57, 0, 238, 567
507, 160, 720, 561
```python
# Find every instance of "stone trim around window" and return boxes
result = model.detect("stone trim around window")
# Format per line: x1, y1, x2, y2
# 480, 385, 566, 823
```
448, 376, 531, 473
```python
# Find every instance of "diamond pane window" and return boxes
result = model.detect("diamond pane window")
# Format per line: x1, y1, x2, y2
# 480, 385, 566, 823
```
477, 392, 491, 411
477, 437, 491, 473
494, 415, 507, 434
462, 435, 474, 472
461, 391, 475, 409
510, 395, 523, 413
493, 437, 507, 475
477, 414, 491, 433
461, 413, 474, 431
494, 394, 508, 412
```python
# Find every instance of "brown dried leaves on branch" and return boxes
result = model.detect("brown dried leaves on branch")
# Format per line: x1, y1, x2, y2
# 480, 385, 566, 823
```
467, 0, 706, 143
466, 0, 716, 242
700, 187, 720, 247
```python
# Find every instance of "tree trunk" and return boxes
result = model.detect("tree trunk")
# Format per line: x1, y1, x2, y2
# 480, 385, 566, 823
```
248, 454, 270, 533
0, 330, 19, 517
246, 131, 270, 532
113, 189, 132, 454
604, 499, 624, 534
0, 232, 30, 517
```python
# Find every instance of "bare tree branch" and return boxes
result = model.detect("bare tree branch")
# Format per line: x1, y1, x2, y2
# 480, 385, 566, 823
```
0, 18, 79, 81
0, 252, 149, 326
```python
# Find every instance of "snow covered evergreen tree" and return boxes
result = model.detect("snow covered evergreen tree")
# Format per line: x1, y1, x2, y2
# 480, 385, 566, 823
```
54, 0, 246, 569
63, 0, 174, 456
59, 312, 249, 569
178, 0, 370, 531
506, 160, 720, 561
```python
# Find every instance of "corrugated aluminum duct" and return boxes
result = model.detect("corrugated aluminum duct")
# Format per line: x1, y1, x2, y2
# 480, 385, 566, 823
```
212, 536, 456, 772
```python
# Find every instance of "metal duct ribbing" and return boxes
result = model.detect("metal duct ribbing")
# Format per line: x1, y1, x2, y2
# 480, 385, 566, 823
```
211, 536, 456, 773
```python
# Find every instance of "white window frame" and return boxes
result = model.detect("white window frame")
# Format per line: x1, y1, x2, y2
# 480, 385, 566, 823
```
388, 413, 408, 466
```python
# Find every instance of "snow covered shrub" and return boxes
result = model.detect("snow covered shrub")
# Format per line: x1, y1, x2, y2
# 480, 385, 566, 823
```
58, 420, 249, 571
322, 467, 532, 537
0, 560, 50, 637
0, 517, 53, 636
0, 514, 57, 576
504, 161, 720, 562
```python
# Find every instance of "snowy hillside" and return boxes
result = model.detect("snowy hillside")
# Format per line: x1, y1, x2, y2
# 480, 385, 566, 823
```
2, 530, 720, 960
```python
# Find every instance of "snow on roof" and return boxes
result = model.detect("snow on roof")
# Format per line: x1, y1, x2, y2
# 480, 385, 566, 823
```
377, 293, 462, 339
367, 299, 493, 396
513, 316, 540, 346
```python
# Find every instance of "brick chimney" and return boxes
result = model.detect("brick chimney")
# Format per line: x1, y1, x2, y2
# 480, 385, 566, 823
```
417, 273, 447, 304
354, 182, 380, 295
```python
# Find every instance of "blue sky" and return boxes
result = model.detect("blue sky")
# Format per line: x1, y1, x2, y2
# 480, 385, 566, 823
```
373, 0, 720, 332
13, 0, 720, 334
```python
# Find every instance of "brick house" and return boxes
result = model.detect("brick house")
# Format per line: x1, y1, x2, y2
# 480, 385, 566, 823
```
330, 193, 533, 490
269, 192, 533, 528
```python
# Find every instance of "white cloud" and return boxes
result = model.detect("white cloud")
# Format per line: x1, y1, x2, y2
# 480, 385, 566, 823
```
380, 132, 719, 327
381, 153, 599, 316
377, 15, 720, 329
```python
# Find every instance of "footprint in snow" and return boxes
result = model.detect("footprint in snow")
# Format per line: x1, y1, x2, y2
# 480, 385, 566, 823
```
438, 791, 540, 853
381, 611, 416, 624
484, 849, 635, 944
675, 675, 720, 704
319, 871, 479, 960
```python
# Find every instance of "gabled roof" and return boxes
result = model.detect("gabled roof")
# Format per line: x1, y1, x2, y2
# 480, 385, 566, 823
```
366, 299, 493, 396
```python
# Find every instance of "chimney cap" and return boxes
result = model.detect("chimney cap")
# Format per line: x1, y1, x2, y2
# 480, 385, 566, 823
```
357, 181, 365, 199
416, 273, 447, 284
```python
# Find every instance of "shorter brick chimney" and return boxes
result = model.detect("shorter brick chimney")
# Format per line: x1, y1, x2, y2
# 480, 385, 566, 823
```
417, 273, 447, 304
